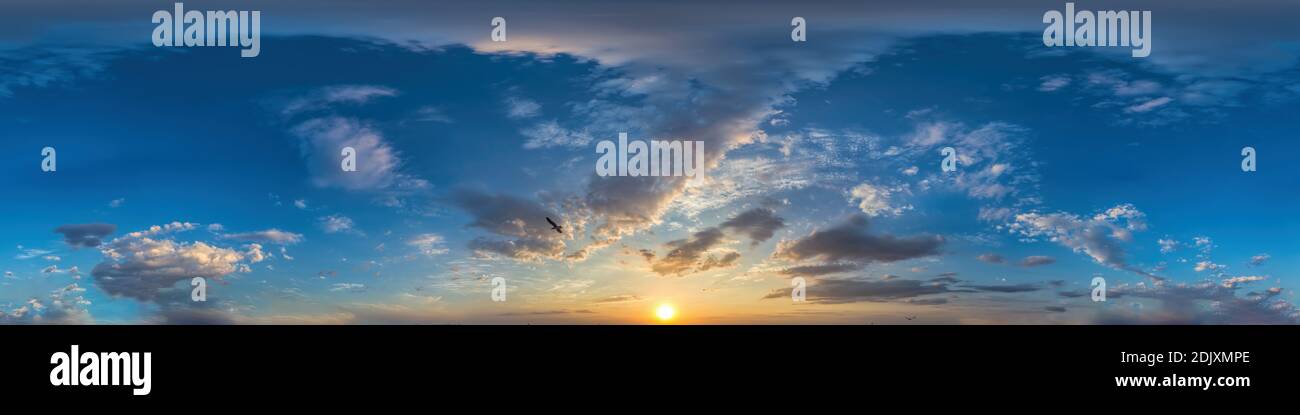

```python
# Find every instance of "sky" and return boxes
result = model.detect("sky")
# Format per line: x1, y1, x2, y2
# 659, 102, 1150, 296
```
1, 0, 1298, 324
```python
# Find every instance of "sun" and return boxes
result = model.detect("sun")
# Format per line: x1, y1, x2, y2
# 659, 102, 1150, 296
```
655, 304, 676, 322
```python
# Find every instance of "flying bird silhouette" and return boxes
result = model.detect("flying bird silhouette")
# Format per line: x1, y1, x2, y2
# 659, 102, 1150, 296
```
904, 315, 916, 321
546, 217, 563, 234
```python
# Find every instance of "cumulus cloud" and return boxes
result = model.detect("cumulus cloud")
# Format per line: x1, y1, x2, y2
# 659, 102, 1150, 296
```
1008, 204, 1154, 279
1157, 238, 1179, 253
0, 283, 93, 324
54, 223, 116, 248
1094, 281, 1297, 324
319, 215, 358, 234
293, 117, 405, 191
976, 253, 1005, 264
89, 223, 262, 302
1250, 254, 1270, 266
849, 183, 911, 217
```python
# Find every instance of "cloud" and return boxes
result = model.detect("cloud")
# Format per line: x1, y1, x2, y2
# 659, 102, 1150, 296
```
762, 276, 954, 304
849, 183, 911, 217
54, 223, 116, 248
449, 189, 573, 262
593, 294, 642, 304
505, 96, 541, 119
1095, 282, 1297, 324
408, 233, 449, 256
1125, 96, 1174, 113
330, 283, 367, 293
644, 208, 786, 275
963, 283, 1041, 293
519, 120, 594, 149
976, 253, 1005, 264
718, 208, 785, 246
281, 84, 397, 116
15, 246, 52, 260
1250, 254, 1270, 266
1220, 275, 1267, 289
91, 226, 258, 301
774, 215, 943, 264
292, 116, 405, 191
319, 215, 358, 234
1157, 238, 1179, 253
651, 228, 727, 276
1037, 75, 1071, 92
778, 262, 864, 277
108, 198, 124, 208
1008, 204, 1154, 279
1018, 255, 1056, 267
219, 229, 305, 245
0, 283, 93, 324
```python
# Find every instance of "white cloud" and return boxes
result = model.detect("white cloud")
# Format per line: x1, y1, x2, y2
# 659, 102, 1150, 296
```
1126, 96, 1174, 113
1037, 75, 1071, 92
505, 96, 541, 119
292, 117, 404, 191
1157, 238, 1179, 253
408, 233, 449, 256
92, 228, 254, 301
330, 283, 366, 293
281, 85, 397, 116
219, 229, 305, 245
319, 215, 357, 234
849, 183, 911, 217
1009, 204, 1154, 278
1250, 254, 1270, 266
519, 120, 593, 149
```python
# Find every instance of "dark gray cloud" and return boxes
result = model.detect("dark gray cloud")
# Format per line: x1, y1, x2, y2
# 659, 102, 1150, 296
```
449, 189, 572, 261
775, 215, 943, 264
963, 283, 1041, 293
719, 208, 785, 246
651, 228, 726, 276
762, 276, 955, 304
1045, 306, 1067, 313
54, 223, 116, 248
593, 294, 642, 304
1018, 255, 1056, 267
645, 208, 785, 276
778, 263, 864, 277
